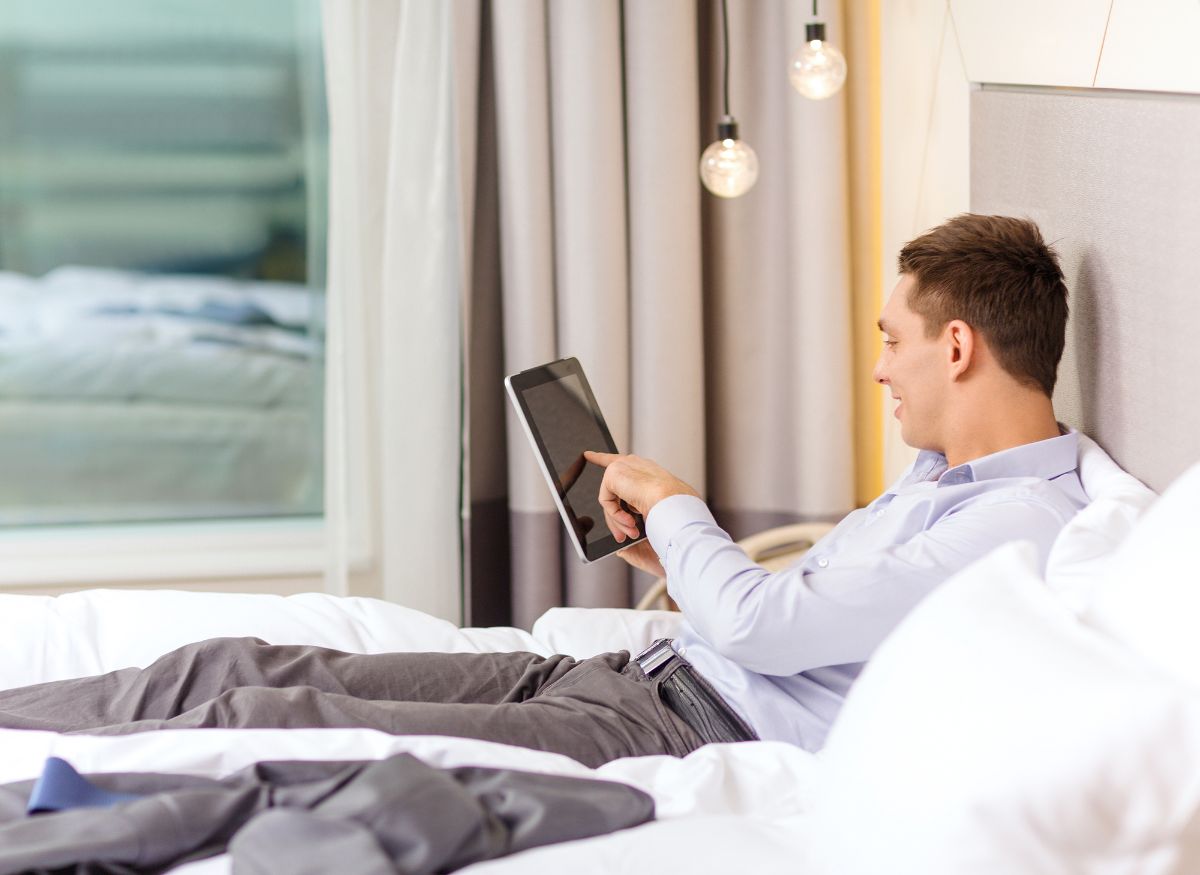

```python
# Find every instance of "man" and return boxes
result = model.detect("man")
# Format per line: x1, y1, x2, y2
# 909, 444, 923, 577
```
0, 215, 1088, 768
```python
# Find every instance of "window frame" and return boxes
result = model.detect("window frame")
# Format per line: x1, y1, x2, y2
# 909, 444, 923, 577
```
0, 517, 348, 591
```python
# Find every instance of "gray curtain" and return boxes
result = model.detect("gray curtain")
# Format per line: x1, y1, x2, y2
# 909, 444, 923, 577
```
462, 0, 856, 628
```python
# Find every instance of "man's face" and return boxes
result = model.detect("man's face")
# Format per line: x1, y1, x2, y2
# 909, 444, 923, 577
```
872, 275, 949, 452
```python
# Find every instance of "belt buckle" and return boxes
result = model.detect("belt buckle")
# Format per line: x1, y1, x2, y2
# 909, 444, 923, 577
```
635, 638, 676, 678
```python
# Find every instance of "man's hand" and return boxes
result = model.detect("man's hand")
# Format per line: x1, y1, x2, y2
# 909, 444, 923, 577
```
617, 540, 666, 578
582, 451, 699, 543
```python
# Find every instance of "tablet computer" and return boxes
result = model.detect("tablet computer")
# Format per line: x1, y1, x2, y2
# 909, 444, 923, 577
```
505, 357, 646, 564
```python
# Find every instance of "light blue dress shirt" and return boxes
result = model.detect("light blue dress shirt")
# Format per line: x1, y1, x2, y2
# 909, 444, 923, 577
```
646, 431, 1088, 751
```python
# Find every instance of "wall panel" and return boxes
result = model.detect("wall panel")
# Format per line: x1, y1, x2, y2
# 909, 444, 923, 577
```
972, 86, 1200, 491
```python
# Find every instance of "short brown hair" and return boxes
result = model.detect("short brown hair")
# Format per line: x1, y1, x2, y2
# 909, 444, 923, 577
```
897, 214, 1068, 396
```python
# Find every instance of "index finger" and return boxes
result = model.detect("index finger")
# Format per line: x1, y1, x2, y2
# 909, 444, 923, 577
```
595, 463, 635, 541
583, 450, 619, 467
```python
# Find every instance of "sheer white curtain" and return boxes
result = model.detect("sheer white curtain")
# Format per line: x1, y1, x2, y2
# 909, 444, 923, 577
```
321, 0, 473, 620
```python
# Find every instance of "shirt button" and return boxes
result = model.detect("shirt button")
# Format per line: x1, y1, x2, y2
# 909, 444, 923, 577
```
817, 557, 829, 568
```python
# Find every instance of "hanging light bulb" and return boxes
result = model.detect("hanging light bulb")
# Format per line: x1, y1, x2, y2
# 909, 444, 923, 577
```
789, 21, 847, 100
700, 0, 758, 198
700, 115, 759, 198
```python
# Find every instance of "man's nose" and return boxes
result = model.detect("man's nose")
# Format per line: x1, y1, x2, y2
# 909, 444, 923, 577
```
872, 356, 887, 385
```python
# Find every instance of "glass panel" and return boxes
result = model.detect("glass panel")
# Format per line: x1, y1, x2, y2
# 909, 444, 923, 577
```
0, 0, 326, 526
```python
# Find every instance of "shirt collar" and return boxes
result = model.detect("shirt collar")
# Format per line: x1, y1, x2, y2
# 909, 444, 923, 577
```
896, 429, 1079, 491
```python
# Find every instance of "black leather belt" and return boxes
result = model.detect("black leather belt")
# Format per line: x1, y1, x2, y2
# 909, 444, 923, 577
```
634, 639, 758, 745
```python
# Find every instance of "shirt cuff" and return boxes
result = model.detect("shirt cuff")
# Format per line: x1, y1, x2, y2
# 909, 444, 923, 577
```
646, 494, 717, 562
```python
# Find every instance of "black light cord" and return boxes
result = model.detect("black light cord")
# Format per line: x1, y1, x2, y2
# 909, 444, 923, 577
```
720, 0, 730, 117
813, 0, 818, 16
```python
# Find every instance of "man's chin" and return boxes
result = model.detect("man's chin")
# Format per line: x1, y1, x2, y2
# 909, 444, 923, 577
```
899, 428, 937, 453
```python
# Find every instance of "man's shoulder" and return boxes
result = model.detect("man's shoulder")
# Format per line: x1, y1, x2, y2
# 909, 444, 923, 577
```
949, 471, 1089, 525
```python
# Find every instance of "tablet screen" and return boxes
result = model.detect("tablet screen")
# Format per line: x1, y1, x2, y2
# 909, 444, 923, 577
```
521, 374, 611, 549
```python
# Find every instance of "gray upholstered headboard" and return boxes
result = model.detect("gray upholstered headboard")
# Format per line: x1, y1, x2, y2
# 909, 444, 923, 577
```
971, 85, 1200, 493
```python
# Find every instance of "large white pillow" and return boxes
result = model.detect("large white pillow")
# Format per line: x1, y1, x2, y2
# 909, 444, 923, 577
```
807, 541, 1200, 875
1044, 435, 1156, 611
1086, 460, 1200, 690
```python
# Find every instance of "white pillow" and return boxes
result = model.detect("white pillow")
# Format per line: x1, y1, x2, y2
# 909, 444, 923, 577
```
530, 607, 683, 659
1045, 435, 1156, 612
1086, 460, 1200, 690
0, 589, 548, 690
807, 541, 1200, 875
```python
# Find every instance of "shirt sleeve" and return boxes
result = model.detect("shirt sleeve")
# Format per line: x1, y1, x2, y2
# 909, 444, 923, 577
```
646, 492, 1069, 676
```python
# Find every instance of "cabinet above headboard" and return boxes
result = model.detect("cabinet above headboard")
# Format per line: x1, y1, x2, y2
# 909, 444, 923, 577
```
951, 0, 1200, 95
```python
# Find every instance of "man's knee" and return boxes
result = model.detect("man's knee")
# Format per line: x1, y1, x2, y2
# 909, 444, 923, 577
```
202, 684, 278, 728
154, 637, 271, 677
204, 684, 320, 729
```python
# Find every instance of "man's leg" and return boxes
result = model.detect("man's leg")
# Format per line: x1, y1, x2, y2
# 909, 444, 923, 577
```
0, 640, 708, 767
78, 652, 708, 767
0, 637, 578, 732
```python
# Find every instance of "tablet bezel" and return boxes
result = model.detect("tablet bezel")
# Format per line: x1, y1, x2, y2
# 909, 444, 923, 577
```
504, 357, 645, 564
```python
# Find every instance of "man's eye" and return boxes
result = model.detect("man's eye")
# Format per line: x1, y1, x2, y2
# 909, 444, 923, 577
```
883, 340, 897, 348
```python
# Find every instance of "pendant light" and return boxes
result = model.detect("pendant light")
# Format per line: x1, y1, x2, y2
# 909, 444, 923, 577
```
699, 0, 758, 198
789, 0, 847, 100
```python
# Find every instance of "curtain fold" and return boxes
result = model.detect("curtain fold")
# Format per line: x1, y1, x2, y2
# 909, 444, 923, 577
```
487, 0, 561, 627
324, 0, 856, 629
698, 0, 855, 537
323, 1, 467, 620
623, 2, 708, 606
546, 1, 633, 610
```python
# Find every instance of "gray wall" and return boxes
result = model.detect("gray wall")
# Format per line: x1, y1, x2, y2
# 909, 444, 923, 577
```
971, 86, 1200, 492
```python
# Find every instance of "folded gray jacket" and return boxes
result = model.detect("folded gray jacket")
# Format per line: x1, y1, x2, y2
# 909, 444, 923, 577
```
0, 753, 655, 874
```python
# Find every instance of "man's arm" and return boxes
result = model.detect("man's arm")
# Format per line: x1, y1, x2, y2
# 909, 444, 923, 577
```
648, 492, 1070, 675
585, 450, 1071, 676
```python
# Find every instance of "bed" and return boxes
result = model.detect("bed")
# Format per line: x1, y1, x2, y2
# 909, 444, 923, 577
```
0, 266, 322, 525
0, 433, 1197, 873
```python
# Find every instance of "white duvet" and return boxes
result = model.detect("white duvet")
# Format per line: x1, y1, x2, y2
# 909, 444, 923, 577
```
0, 589, 817, 874
0, 266, 317, 408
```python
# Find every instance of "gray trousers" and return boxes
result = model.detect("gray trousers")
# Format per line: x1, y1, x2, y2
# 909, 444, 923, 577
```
0, 637, 707, 767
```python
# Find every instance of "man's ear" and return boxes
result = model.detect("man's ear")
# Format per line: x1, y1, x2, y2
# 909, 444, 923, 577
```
944, 319, 975, 381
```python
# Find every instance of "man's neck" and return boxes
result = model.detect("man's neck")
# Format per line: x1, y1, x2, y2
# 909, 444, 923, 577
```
942, 392, 1061, 469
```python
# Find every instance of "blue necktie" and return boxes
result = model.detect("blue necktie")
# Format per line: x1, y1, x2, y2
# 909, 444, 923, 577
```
26, 757, 143, 815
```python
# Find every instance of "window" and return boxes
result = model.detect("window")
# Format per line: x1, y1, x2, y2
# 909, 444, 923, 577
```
0, 0, 326, 527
